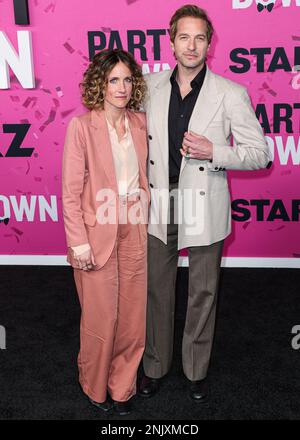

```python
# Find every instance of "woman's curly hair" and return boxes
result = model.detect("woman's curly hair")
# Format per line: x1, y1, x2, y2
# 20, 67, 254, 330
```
80, 49, 147, 111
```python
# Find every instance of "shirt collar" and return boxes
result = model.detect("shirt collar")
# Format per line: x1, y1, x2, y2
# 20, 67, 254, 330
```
170, 64, 207, 89
106, 114, 129, 135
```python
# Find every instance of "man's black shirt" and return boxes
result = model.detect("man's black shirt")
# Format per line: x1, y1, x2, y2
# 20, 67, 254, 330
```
168, 64, 207, 183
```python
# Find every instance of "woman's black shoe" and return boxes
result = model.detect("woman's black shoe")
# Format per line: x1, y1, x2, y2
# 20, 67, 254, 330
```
113, 400, 131, 416
89, 397, 113, 412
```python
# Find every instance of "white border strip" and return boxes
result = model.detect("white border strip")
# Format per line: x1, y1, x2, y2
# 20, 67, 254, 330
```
0, 255, 299, 268
179, 256, 300, 268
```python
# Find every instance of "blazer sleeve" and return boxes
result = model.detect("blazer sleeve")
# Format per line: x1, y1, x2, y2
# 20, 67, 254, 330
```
208, 87, 271, 171
62, 117, 89, 247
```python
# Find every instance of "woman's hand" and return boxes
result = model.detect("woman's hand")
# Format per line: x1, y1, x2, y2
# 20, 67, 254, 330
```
72, 245, 96, 271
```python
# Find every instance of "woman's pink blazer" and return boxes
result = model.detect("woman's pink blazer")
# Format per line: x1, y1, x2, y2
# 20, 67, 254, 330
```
62, 109, 149, 269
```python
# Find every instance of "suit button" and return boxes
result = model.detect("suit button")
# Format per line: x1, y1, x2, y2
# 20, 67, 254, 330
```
209, 159, 213, 163
214, 167, 219, 170
150, 183, 154, 188
199, 191, 205, 196
150, 160, 155, 165
148, 135, 152, 140
199, 166, 204, 171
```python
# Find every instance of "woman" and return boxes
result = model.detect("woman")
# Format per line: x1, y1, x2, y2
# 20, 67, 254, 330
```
62, 49, 148, 415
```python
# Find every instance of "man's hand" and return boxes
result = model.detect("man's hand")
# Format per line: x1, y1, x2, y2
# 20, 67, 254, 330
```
180, 131, 213, 160
74, 248, 96, 271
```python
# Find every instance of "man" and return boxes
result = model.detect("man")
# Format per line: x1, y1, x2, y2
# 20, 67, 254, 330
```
139, 5, 270, 402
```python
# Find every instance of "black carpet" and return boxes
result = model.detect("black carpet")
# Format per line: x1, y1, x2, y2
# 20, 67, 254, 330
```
0, 266, 299, 420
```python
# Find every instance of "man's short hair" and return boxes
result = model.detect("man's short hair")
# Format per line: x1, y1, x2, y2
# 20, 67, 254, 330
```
169, 4, 214, 44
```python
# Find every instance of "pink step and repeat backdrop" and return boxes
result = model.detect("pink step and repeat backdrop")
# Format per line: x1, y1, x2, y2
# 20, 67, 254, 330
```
0, 0, 299, 260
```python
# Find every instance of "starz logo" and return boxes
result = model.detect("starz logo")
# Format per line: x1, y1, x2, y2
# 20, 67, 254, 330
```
233, 0, 300, 11
256, 0, 276, 11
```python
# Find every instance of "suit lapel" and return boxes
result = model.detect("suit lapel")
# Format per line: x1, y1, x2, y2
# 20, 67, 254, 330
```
91, 108, 147, 195
90, 109, 118, 191
150, 72, 172, 172
180, 68, 225, 174
189, 68, 224, 134
127, 110, 150, 199
126, 110, 145, 172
